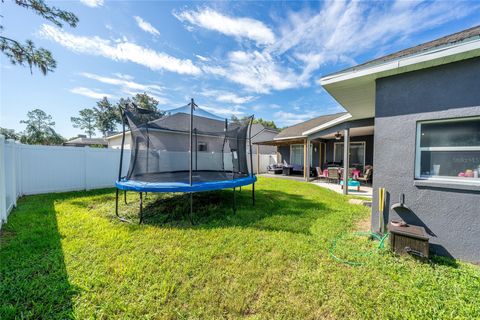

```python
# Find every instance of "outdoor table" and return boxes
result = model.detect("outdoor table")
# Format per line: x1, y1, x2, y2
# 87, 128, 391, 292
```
340, 179, 361, 191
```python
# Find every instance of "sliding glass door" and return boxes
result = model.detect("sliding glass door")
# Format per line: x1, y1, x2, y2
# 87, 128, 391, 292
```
334, 142, 366, 170
289, 144, 314, 166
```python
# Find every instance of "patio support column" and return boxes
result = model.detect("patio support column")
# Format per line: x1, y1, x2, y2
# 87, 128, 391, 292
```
343, 128, 350, 195
305, 138, 310, 181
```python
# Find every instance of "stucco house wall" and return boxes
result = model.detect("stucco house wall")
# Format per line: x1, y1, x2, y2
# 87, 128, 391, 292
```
372, 57, 480, 262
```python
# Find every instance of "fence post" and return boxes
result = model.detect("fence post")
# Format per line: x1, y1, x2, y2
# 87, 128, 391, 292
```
0, 135, 6, 226
84, 146, 90, 191
7, 140, 17, 208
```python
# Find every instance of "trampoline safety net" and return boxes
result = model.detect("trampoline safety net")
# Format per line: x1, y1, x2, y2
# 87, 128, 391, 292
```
122, 101, 253, 184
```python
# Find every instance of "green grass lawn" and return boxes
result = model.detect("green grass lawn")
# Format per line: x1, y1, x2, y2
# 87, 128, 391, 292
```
1, 177, 479, 319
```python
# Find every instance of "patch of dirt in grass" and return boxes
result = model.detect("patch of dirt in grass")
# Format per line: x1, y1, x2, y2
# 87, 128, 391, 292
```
354, 216, 371, 232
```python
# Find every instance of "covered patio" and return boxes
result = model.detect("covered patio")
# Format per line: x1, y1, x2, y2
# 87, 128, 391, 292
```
255, 116, 375, 195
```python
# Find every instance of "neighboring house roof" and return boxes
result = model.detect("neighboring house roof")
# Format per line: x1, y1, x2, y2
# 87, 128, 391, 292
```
320, 25, 480, 118
63, 137, 108, 146
273, 112, 348, 140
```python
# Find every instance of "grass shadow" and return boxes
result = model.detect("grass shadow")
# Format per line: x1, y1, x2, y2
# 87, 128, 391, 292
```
136, 187, 338, 235
0, 195, 78, 319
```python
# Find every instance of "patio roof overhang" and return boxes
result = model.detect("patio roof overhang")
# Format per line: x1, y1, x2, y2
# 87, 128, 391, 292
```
254, 137, 306, 146
307, 117, 375, 141
319, 38, 480, 119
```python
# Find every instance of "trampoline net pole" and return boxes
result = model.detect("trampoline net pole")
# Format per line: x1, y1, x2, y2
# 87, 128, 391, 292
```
189, 98, 194, 186
118, 108, 126, 181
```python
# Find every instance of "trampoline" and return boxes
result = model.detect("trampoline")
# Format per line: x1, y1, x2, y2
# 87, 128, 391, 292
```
115, 99, 256, 223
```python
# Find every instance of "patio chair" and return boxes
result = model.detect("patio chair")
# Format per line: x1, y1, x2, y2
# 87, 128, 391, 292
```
267, 163, 283, 174
327, 167, 340, 184
316, 167, 327, 180
357, 166, 373, 185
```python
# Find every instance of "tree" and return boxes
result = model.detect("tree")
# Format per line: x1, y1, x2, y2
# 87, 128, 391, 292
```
0, 0, 78, 75
118, 93, 165, 123
230, 115, 277, 129
71, 108, 96, 138
0, 127, 21, 140
20, 108, 65, 145
94, 97, 119, 136
253, 118, 277, 129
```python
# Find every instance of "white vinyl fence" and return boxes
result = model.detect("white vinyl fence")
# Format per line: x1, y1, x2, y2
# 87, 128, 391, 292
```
0, 136, 130, 228
252, 154, 277, 174
0, 134, 276, 228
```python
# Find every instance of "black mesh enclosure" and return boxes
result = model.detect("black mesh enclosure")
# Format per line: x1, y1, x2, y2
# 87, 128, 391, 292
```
122, 102, 253, 184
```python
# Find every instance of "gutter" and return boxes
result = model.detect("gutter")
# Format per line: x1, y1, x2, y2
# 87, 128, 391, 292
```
320, 37, 480, 85
302, 113, 353, 136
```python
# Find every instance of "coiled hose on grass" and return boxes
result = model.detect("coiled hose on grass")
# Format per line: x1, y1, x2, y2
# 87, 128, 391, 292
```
329, 231, 389, 266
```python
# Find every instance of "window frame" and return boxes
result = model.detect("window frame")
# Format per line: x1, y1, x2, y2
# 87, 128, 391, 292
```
289, 144, 304, 166
197, 141, 208, 152
333, 141, 366, 168
415, 116, 480, 185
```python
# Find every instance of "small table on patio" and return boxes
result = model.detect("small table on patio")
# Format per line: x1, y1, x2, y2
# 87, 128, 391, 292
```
340, 179, 361, 191
282, 166, 293, 175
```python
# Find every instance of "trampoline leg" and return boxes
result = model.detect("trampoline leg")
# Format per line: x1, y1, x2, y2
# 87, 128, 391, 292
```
124, 190, 127, 204
115, 188, 119, 217
139, 192, 143, 224
189, 192, 194, 225
252, 182, 255, 206
233, 187, 236, 214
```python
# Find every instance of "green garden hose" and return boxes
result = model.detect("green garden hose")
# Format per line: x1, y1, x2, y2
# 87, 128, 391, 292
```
329, 231, 389, 266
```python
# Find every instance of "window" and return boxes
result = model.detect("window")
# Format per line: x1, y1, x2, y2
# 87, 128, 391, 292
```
198, 142, 208, 152
289, 144, 313, 166
334, 142, 366, 171
290, 144, 304, 166
415, 117, 480, 184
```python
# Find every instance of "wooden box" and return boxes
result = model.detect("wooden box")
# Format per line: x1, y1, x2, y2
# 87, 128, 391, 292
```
388, 223, 429, 259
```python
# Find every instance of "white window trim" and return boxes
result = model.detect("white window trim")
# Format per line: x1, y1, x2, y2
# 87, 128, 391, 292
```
415, 116, 480, 185
333, 141, 366, 168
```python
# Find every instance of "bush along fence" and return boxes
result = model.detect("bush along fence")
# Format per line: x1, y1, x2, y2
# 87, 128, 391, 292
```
0, 135, 130, 228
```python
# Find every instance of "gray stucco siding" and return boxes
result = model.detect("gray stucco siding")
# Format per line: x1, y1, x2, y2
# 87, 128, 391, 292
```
372, 57, 480, 262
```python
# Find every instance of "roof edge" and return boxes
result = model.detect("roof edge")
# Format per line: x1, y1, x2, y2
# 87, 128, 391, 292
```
302, 113, 353, 136
320, 37, 480, 85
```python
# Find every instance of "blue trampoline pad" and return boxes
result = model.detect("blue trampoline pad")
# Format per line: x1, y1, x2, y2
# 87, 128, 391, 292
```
116, 175, 257, 193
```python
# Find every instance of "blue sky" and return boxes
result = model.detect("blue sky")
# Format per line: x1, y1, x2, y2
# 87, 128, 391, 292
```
1, 0, 479, 138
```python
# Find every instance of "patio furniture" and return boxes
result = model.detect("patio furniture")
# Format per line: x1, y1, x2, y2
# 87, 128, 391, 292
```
282, 166, 293, 175
357, 166, 373, 185
267, 164, 283, 174
327, 167, 340, 183
316, 167, 327, 180
340, 179, 361, 191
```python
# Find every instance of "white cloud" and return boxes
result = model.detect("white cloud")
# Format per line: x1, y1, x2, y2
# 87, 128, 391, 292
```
174, 8, 275, 45
80, 72, 169, 104
70, 87, 112, 99
200, 105, 245, 117
195, 54, 209, 62
203, 50, 302, 94
38, 24, 201, 75
134, 16, 160, 36
200, 89, 255, 104
80, 0, 104, 7
273, 110, 319, 127
195, 1, 476, 93
270, 0, 477, 82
